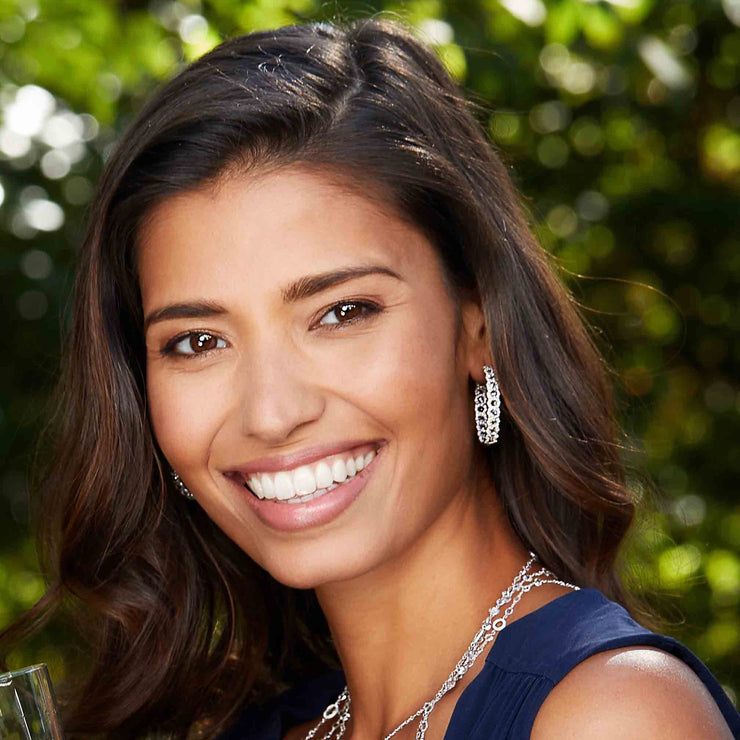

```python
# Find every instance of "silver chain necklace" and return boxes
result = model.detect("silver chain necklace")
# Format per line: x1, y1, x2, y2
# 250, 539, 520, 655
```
304, 553, 580, 740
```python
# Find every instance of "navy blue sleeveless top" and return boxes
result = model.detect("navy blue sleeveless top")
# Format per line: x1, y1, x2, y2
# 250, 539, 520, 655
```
221, 588, 740, 738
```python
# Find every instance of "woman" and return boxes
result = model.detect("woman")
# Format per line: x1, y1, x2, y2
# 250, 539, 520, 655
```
2, 18, 738, 739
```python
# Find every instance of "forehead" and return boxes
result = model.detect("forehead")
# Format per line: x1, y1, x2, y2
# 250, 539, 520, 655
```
136, 167, 435, 308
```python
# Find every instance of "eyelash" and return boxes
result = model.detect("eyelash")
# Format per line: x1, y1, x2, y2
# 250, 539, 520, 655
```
161, 331, 227, 359
314, 299, 382, 329
160, 300, 382, 359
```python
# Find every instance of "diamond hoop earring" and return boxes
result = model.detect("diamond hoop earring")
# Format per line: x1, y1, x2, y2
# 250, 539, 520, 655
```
171, 468, 195, 499
474, 365, 501, 445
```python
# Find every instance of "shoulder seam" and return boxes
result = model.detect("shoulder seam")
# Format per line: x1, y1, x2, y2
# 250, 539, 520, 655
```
483, 657, 559, 682
463, 666, 554, 738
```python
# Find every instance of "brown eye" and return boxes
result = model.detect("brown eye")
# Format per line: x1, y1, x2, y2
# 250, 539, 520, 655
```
168, 332, 227, 356
337, 303, 363, 321
318, 301, 378, 327
191, 333, 218, 352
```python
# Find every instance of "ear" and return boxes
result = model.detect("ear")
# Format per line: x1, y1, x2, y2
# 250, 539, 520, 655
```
459, 298, 492, 385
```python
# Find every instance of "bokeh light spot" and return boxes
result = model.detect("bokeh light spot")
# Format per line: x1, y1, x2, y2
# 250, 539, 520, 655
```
20, 249, 52, 280
562, 61, 597, 94
17, 290, 48, 320
0, 14, 25, 44
417, 19, 454, 46
22, 198, 64, 231
576, 190, 609, 221
705, 550, 740, 596
500, 0, 546, 27
570, 117, 605, 155
670, 494, 706, 527
624, 365, 653, 395
638, 36, 692, 89
539, 43, 570, 75
529, 100, 570, 133
658, 544, 702, 589
179, 14, 208, 44
704, 381, 735, 413
63, 176, 94, 205
546, 204, 578, 237
700, 621, 740, 659
0, 128, 32, 158
643, 303, 680, 343
40, 149, 72, 180
537, 134, 569, 167
41, 111, 83, 149
585, 224, 615, 257
5, 85, 55, 136
490, 112, 521, 143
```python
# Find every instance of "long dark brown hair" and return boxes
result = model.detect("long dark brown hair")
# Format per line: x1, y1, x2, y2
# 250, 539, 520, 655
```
2, 18, 646, 737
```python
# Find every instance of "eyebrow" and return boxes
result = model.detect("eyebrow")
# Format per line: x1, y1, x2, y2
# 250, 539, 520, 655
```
143, 265, 402, 330
280, 265, 402, 303
144, 300, 227, 330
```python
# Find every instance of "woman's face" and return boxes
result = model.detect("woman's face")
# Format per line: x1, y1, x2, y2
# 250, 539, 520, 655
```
140, 167, 488, 588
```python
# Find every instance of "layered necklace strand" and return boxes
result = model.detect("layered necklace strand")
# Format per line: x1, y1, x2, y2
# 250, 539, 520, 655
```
304, 553, 580, 740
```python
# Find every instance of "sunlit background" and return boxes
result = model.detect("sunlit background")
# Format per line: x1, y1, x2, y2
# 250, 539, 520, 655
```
1, 0, 738, 706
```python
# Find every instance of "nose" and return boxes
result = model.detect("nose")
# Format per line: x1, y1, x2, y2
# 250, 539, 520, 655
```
236, 338, 325, 444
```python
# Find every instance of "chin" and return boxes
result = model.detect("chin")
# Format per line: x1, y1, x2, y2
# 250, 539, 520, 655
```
255, 535, 389, 591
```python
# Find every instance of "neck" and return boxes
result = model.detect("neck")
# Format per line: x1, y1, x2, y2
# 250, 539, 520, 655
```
315, 481, 531, 739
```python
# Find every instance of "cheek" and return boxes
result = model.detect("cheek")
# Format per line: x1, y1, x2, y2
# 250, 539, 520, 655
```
147, 367, 233, 471
376, 308, 460, 416
319, 303, 463, 437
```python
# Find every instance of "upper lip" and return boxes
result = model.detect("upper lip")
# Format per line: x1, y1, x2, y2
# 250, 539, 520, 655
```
229, 439, 385, 476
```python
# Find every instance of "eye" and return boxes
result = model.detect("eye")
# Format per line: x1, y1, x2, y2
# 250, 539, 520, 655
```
167, 332, 227, 356
317, 301, 380, 327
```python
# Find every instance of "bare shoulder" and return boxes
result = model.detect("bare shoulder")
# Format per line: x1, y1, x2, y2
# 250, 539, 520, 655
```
531, 646, 734, 739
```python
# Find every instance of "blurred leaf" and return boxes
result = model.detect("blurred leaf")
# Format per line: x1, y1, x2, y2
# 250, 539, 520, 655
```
705, 550, 740, 597
545, 0, 580, 46
437, 42, 467, 80
658, 544, 703, 590
581, 4, 623, 50
612, 0, 655, 25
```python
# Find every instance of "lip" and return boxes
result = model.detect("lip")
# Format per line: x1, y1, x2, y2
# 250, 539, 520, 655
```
230, 439, 384, 476
231, 443, 386, 532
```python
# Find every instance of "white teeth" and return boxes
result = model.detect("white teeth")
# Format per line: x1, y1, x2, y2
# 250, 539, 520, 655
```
315, 461, 333, 489
332, 458, 348, 483
286, 481, 339, 504
261, 474, 275, 499
274, 472, 294, 500
249, 476, 263, 498
241, 446, 380, 500
293, 466, 317, 496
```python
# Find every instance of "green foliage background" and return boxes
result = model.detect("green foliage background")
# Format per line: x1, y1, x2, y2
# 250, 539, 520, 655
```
1, 0, 738, 711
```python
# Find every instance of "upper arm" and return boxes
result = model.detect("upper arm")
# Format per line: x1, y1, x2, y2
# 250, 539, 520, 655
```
531, 646, 734, 739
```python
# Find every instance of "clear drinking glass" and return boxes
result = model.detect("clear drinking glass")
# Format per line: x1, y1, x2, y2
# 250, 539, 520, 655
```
0, 664, 63, 739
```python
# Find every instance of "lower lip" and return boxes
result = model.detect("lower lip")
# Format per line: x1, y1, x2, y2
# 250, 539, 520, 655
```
237, 445, 385, 532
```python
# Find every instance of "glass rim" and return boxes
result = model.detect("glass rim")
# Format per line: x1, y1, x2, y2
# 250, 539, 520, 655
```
0, 663, 49, 683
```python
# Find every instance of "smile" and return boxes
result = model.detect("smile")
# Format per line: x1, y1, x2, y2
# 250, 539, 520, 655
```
238, 444, 379, 504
